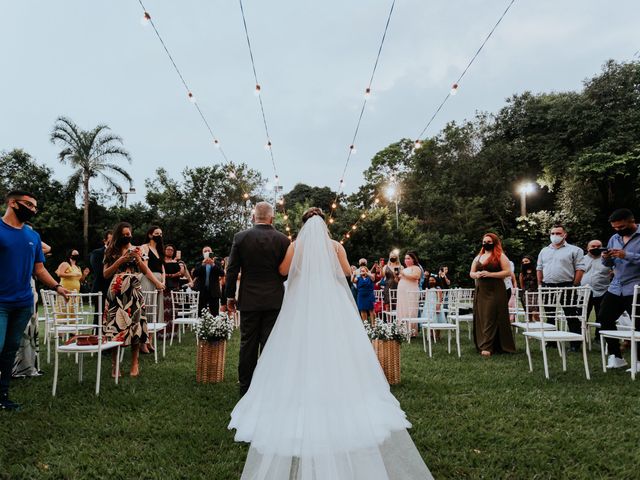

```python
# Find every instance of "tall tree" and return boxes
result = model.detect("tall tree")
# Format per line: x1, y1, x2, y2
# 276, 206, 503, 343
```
50, 116, 132, 255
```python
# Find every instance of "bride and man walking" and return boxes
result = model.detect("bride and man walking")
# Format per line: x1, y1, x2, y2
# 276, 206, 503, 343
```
225, 201, 432, 479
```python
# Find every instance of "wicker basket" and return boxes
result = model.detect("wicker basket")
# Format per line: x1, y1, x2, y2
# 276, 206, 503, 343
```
372, 339, 401, 385
196, 340, 226, 383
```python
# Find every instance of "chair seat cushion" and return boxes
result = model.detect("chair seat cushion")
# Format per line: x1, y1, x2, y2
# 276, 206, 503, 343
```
599, 330, 640, 341
523, 331, 582, 341
58, 340, 123, 352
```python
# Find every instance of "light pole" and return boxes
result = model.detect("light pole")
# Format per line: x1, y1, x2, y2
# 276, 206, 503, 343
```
119, 186, 136, 208
518, 182, 535, 217
385, 183, 400, 229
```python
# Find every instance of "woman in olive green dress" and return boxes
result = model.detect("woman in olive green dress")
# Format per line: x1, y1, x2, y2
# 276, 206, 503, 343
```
469, 233, 516, 357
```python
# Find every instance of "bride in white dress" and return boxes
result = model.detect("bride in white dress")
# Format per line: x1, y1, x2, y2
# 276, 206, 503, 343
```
229, 208, 432, 479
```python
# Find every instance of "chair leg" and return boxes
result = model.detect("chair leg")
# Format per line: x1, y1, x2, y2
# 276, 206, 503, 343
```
600, 336, 607, 372
178, 324, 182, 343
52, 350, 59, 396
468, 322, 471, 340
582, 339, 590, 380
154, 330, 158, 364
78, 354, 84, 383
560, 342, 567, 372
456, 327, 461, 358
541, 342, 550, 379
170, 323, 175, 347
447, 330, 451, 354
427, 327, 433, 358
422, 328, 427, 353
631, 340, 637, 381
162, 330, 166, 358
96, 350, 102, 396
525, 336, 533, 372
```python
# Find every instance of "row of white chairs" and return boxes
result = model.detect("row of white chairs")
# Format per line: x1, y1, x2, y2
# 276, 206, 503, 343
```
42, 289, 204, 396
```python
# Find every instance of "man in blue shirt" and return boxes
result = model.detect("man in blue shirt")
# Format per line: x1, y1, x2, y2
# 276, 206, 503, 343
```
600, 208, 640, 370
0, 191, 69, 411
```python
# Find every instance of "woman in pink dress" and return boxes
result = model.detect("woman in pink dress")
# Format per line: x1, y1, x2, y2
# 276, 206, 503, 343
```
396, 252, 422, 335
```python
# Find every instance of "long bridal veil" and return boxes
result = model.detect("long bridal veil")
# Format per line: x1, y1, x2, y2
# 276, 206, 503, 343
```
228, 216, 432, 479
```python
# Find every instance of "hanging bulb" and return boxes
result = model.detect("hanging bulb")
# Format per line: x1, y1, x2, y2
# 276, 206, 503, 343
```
278, 199, 284, 206
243, 193, 249, 199
414, 140, 422, 149
141, 11, 152, 26
265, 140, 272, 151
349, 145, 356, 154
374, 197, 380, 204
340, 240, 344, 244
283, 214, 289, 220
364, 87, 371, 99
288, 235, 293, 240
346, 233, 351, 239
214, 139, 221, 148
352, 225, 357, 231
450, 83, 459, 96
255, 84, 261, 96
188, 92, 196, 103
361, 213, 366, 219
274, 175, 279, 184
285, 226, 291, 232
329, 218, 335, 224
331, 203, 337, 209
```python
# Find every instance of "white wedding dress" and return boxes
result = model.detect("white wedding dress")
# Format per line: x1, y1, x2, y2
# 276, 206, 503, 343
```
228, 216, 433, 479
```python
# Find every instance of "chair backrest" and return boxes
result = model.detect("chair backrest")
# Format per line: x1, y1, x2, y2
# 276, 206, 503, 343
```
401, 290, 425, 320
388, 288, 398, 311
422, 288, 447, 322
630, 285, 640, 340
171, 290, 200, 320
374, 290, 384, 302
449, 288, 474, 316
40, 289, 56, 325
530, 286, 591, 337
48, 292, 105, 346
141, 290, 159, 324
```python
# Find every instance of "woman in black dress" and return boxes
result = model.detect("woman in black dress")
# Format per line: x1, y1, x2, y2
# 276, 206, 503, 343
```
469, 233, 516, 357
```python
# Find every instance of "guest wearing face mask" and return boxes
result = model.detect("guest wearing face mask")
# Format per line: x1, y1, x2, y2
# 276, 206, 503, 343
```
192, 246, 225, 316
352, 266, 376, 324
382, 251, 402, 311
519, 255, 539, 319
470, 233, 516, 357
140, 226, 166, 354
103, 222, 164, 377
536, 224, 586, 351
54, 249, 83, 319
580, 239, 612, 344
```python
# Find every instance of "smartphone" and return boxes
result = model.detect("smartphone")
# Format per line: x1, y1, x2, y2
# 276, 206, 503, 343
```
591, 247, 609, 254
394, 267, 399, 274
207, 252, 215, 259
175, 250, 182, 260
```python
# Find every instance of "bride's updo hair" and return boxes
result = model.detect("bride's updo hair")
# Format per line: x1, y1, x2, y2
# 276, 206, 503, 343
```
301, 207, 325, 224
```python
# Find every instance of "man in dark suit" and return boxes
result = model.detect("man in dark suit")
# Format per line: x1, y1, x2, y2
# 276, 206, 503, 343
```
226, 201, 290, 396
89, 230, 112, 319
193, 246, 225, 315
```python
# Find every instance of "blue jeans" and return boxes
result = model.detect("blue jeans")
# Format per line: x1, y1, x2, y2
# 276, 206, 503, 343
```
0, 304, 34, 395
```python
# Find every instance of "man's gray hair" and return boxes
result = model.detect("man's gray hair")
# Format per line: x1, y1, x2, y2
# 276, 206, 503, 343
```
254, 201, 274, 222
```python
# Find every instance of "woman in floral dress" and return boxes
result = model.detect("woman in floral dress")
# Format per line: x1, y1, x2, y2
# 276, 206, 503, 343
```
103, 222, 164, 377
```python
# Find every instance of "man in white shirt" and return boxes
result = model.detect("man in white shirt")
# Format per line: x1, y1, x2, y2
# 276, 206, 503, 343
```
580, 239, 612, 344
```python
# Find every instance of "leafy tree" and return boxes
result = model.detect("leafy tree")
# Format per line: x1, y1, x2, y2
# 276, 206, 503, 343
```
50, 116, 132, 255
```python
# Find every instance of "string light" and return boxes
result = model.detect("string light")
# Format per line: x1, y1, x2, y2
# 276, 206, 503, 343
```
352, 225, 357, 230
141, 11, 151, 26
243, 193, 250, 199
365, 87, 371, 99
349, 144, 356, 154
188, 92, 196, 103
329, 218, 335, 224
283, 214, 288, 220
450, 83, 459, 96
331, 203, 337, 210
361, 213, 366, 219
214, 139, 221, 148
254, 84, 261, 96
414, 140, 422, 149
265, 140, 272, 150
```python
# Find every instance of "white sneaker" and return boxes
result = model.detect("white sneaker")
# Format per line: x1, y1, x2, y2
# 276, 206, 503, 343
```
607, 355, 628, 369
625, 362, 640, 373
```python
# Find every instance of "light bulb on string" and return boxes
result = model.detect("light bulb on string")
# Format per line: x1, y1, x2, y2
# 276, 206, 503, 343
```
340, 240, 344, 244
364, 87, 371, 99
254, 84, 261, 96
374, 198, 380, 204
278, 199, 284, 206
213, 139, 221, 148
141, 11, 151, 26
349, 145, 356, 154
361, 213, 366, 219
188, 92, 196, 103
243, 193, 250, 199
288, 235, 292, 240
274, 175, 279, 184
346, 233, 351, 239
331, 203, 337, 210
329, 218, 334, 224
352, 225, 357, 231
285, 226, 291, 232
283, 214, 289, 220
450, 83, 459, 96
414, 140, 422, 149
264, 140, 272, 151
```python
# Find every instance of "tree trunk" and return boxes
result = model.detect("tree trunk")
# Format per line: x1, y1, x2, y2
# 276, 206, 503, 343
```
83, 174, 90, 258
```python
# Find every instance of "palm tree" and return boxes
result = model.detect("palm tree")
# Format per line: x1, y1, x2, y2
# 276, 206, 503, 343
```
50, 116, 132, 256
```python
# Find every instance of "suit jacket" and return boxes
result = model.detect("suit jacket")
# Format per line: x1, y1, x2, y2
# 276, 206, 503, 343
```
193, 261, 225, 298
225, 224, 290, 311
89, 245, 107, 293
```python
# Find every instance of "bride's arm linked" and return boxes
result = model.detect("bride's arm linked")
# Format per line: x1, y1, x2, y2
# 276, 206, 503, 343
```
279, 243, 295, 276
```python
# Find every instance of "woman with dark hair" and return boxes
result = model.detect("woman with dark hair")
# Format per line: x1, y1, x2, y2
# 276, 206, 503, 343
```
140, 226, 166, 353
162, 244, 183, 335
396, 251, 422, 336
519, 254, 539, 321
470, 233, 515, 357
103, 222, 164, 377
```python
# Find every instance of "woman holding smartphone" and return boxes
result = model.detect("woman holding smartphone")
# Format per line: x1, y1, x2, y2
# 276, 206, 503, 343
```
103, 222, 164, 377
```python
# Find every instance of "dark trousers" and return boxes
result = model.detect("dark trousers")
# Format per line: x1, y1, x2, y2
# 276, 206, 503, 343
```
198, 291, 220, 316
598, 292, 639, 360
0, 305, 33, 395
238, 309, 279, 394
542, 281, 581, 347
587, 294, 604, 339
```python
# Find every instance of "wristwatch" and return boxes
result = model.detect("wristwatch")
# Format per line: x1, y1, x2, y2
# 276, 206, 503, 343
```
53, 284, 63, 292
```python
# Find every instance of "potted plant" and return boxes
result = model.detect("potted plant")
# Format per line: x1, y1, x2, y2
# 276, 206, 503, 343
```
195, 310, 234, 383
363, 320, 408, 385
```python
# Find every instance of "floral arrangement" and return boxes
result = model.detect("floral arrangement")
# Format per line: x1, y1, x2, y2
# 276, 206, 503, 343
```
195, 310, 234, 342
363, 319, 409, 343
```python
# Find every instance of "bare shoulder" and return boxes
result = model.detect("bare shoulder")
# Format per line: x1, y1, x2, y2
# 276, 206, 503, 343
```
330, 239, 344, 253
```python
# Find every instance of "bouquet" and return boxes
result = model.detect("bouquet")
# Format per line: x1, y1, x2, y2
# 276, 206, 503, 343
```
363, 319, 409, 343
195, 310, 234, 342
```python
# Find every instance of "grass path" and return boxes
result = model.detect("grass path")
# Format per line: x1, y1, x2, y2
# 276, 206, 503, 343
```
1, 328, 638, 479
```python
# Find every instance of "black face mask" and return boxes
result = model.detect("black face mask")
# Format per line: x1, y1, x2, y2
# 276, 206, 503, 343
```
616, 227, 636, 237
482, 243, 494, 251
12, 203, 36, 223
152, 235, 163, 244
117, 236, 132, 247
588, 249, 602, 257
389, 257, 398, 262
70, 254, 80, 261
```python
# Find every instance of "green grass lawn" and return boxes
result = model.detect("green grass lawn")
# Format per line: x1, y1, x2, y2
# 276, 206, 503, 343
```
1, 326, 638, 479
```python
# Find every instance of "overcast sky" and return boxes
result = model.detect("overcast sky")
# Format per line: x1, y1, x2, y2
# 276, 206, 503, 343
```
2, 0, 638, 201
